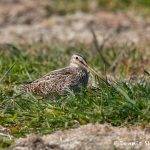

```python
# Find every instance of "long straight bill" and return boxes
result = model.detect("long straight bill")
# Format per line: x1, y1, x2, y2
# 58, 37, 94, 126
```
86, 64, 110, 85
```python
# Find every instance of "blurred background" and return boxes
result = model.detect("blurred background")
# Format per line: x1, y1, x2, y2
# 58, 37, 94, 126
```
0, 0, 150, 45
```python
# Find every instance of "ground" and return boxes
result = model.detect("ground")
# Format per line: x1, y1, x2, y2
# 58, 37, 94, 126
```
0, 0, 150, 149
9, 124, 150, 150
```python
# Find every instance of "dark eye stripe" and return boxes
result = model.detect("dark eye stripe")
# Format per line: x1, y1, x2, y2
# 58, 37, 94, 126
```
79, 60, 84, 64
76, 54, 87, 63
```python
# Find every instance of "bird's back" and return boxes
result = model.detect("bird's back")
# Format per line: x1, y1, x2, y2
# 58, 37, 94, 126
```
19, 66, 88, 97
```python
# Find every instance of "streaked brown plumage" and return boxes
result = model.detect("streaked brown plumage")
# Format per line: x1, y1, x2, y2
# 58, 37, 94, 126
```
19, 54, 103, 97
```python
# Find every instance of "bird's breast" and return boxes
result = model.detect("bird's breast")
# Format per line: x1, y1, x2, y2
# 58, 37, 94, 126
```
76, 68, 89, 86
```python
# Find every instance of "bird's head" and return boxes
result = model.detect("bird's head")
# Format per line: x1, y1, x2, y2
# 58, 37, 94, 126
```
70, 54, 87, 68
70, 54, 103, 78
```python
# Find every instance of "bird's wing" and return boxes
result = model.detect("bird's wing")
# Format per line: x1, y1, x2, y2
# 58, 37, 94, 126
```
21, 67, 79, 95
32, 67, 75, 83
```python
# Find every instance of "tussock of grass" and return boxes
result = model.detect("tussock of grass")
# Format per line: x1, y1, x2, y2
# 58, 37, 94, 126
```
0, 44, 149, 148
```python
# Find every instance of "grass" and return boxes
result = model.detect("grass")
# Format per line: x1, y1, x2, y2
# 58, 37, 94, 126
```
0, 44, 150, 148
45, 0, 150, 16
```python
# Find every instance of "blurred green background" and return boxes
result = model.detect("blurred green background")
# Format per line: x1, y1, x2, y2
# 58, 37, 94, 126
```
46, 0, 150, 15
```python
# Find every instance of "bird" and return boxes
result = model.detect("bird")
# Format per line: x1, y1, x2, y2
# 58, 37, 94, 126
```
19, 54, 104, 98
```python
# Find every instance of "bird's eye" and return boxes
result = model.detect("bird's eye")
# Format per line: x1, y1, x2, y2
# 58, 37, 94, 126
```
75, 57, 78, 59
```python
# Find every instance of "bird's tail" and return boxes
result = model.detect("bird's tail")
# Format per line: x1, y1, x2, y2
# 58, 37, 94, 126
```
19, 84, 30, 92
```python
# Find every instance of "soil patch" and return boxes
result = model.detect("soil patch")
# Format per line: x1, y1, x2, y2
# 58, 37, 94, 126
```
9, 124, 150, 150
